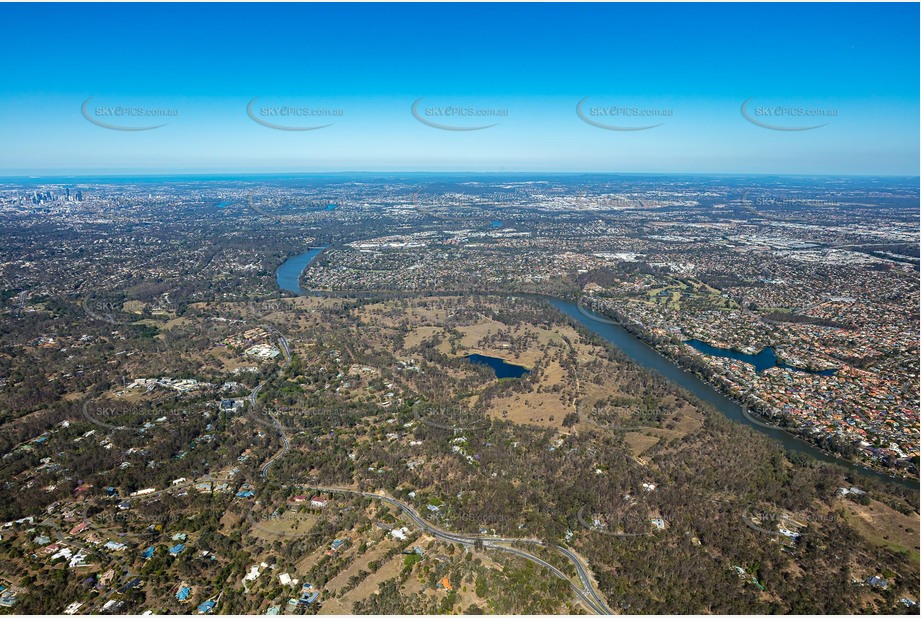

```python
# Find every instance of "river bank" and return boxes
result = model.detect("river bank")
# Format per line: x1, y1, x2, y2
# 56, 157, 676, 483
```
274, 249, 918, 490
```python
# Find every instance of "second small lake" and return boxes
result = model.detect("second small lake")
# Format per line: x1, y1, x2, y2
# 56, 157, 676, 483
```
686, 339, 836, 376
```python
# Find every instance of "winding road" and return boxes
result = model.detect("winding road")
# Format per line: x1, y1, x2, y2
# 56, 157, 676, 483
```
239, 316, 612, 613
253, 330, 292, 479
257, 385, 612, 613
309, 486, 611, 614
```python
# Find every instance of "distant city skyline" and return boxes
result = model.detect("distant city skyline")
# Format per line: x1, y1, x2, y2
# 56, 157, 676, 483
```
1, 3, 918, 175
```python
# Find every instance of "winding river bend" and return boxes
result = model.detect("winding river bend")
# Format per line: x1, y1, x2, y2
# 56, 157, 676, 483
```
276, 249, 916, 490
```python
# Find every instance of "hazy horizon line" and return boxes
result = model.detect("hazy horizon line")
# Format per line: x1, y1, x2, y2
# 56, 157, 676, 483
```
2, 170, 919, 180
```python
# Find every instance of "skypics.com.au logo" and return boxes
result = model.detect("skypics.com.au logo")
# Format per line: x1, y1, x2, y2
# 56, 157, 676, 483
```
741, 98, 836, 131
81, 97, 178, 131
411, 98, 508, 131
742, 507, 839, 540
576, 505, 658, 538
577, 97, 673, 131
82, 400, 205, 433
246, 97, 344, 131
738, 189, 841, 213
412, 402, 490, 433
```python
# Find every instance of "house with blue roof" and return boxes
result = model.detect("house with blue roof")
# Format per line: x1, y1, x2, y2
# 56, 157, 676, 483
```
867, 575, 888, 589
197, 599, 216, 614
141, 547, 155, 559
169, 543, 185, 556
0, 590, 17, 608
176, 585, 192, 601
297, 591, 320, 606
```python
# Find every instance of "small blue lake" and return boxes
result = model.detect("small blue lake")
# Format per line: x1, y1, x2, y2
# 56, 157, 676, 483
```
467, 354, 530, 379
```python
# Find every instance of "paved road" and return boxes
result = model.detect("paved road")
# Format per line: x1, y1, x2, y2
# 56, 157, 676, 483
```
255, 333, 612, 614
259, 411, 289, 479
255, 331, 292, 478
298, 485, 612, 615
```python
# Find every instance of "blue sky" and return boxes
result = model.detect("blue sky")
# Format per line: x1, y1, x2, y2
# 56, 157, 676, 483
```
1, 3, 917, 175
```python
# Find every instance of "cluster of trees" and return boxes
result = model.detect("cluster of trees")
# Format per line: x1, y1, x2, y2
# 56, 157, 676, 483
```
263, 296, 920, 612
2, 256, 917, 614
